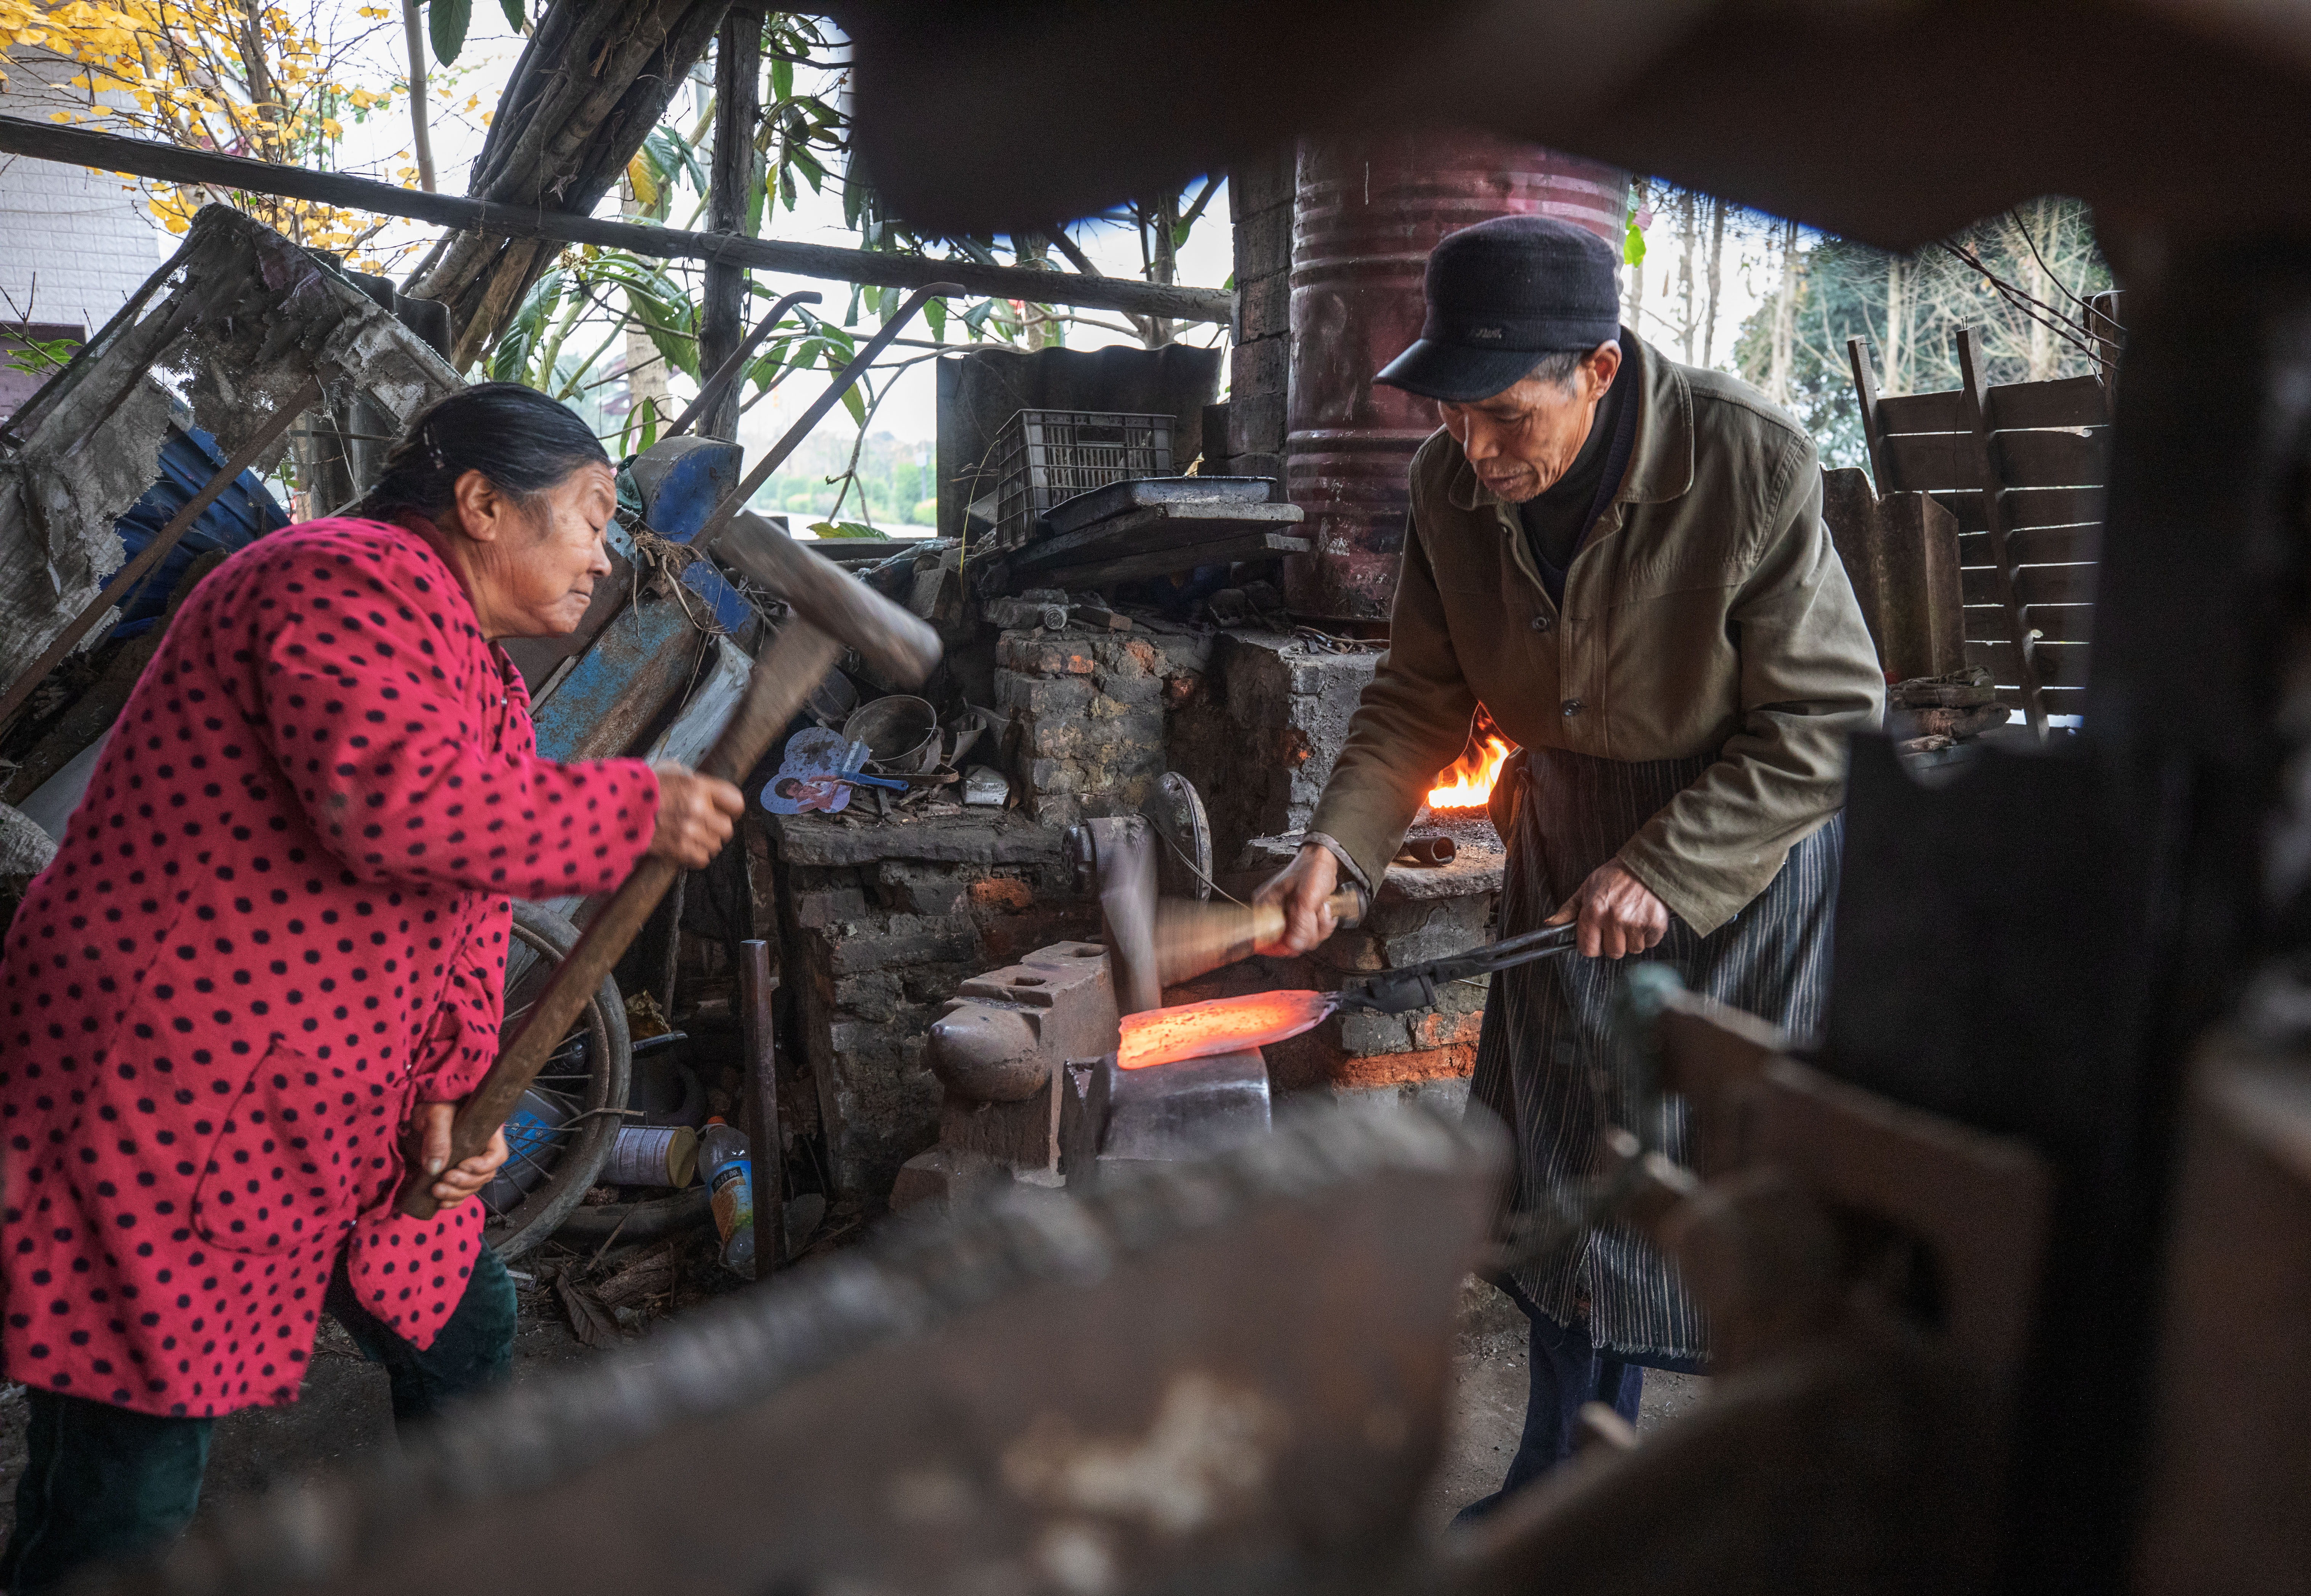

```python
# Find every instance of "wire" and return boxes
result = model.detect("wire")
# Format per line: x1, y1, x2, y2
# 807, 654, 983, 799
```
2006, 208, 2121, 335
1937, 243, 2105, 362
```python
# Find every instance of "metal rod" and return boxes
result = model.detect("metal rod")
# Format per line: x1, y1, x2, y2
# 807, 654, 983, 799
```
664, 288, 821, 441
0, 374, 320, 733
740, 938, 783, 1271
0, 115, 1234, 325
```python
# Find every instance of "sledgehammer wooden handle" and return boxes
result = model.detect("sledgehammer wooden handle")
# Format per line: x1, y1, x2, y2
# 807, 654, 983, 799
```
398, 623, 845, 1220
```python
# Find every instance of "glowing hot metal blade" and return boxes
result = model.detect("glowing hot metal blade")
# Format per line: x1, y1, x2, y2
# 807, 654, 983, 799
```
1116, 990, 1340, 1070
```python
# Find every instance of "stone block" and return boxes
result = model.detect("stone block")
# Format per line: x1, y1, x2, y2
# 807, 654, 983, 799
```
792, 882, 869, 928
1228, 392, 1287, 456
887, 1143, 1007, 1214
996, 670, 1095, 718
1231, 204, 1293, 289
874, 861, 968, 917
1236, 271, 1289, 343
825, 916, 978, 976
1231, 337, 1289, 402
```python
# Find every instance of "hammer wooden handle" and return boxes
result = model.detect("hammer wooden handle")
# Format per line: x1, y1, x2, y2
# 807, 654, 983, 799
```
1152, 885, 1366, 988
398, 623, 845, 1220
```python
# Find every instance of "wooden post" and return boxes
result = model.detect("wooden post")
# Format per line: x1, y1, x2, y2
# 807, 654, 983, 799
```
1847, 335, 1895, 495
740, 938, 784, 1271
1954, 326, 2050, 740
703, 8, 766, 442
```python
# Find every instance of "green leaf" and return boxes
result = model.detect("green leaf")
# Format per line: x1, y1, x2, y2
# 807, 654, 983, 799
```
809, 520, 881, 539
770, 56, 792, 103
428, 0, 471, 64
840, 382, 866, 426
498, 0, 524, 30
924, 297, 946, 344
1624, 221, 1647, 267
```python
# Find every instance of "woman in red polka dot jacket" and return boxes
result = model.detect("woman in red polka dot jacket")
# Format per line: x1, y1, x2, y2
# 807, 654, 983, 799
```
0, 384, 745, 1591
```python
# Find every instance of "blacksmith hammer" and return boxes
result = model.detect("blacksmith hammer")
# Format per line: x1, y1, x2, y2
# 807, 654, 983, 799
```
398, 283, 963, 1219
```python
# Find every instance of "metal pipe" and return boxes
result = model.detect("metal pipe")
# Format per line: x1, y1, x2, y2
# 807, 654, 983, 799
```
740, 938, 783, 1271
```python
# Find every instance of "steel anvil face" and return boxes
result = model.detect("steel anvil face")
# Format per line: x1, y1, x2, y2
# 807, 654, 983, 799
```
1060, 1049, 1273, 1186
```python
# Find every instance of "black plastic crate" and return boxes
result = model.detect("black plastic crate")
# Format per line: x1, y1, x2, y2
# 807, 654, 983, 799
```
988, 409, 1173, 551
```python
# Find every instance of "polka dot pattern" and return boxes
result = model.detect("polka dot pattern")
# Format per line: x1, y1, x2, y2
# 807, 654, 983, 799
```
0, 518, 658, 1417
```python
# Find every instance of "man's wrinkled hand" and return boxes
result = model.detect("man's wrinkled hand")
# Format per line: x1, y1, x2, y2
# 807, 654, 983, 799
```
1545, 860, 1670, 960
648, 760, 745, 868
410, 1102, 509, 1208
1253, 842, 1343, 956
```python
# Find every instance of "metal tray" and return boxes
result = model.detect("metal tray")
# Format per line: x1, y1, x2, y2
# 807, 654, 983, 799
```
1040, 475, 1276, 536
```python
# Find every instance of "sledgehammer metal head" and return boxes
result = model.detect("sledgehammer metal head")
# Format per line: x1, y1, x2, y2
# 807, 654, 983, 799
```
711, 508, 940, 688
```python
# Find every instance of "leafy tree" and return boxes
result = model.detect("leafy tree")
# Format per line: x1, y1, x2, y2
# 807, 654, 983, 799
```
0, 0, 431, 264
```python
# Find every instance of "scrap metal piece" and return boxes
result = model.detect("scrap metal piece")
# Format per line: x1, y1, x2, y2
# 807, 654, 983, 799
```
1144, 770, 1214, 902
96, 1102, 1506, 1596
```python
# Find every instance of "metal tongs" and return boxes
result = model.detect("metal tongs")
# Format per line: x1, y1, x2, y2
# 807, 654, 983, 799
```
1334, 922, 1581, 1015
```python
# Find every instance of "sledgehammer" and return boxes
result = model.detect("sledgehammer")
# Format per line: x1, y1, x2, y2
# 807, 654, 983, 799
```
397, 283, 963, 1220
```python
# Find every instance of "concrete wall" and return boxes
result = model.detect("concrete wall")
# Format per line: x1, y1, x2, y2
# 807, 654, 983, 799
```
0, 51, 163, 337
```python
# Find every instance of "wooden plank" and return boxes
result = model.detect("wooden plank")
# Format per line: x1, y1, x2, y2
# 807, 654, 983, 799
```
1015, 500, 1305, 569
1986, 374, 2109, 432
1967, 638, 2091, 690
1957, 523, 2103, 567
1993, 427, 2108, 488
1893, 427, 2108, 495
1961, 563, 2097, 607
1032, 532, 1310, 588
1927, 485, 2105, 534
1873, 390, 1965, 436
1965, 603, 2094, 643
1954, 326, 2048, 736
1846, 337, 1895, 491
1885, 431, 1976, 491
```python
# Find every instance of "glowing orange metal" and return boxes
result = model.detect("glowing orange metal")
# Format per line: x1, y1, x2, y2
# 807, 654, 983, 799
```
1428, 707, 1515, 810
1116, 990, 1340, 1070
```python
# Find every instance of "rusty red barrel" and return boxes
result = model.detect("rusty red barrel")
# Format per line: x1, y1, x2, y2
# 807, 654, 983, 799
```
1285, 133, 1627, 624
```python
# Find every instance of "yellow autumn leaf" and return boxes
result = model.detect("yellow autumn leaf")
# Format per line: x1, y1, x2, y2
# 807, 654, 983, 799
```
626, 152, 658, 208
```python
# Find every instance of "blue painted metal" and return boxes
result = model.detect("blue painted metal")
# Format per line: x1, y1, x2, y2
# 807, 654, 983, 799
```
107, 422, 291, 636
631, 438, 759, 634
531, 581, 705, 763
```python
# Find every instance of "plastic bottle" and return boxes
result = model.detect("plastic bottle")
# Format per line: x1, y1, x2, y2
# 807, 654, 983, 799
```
697, 1119, 755, 1280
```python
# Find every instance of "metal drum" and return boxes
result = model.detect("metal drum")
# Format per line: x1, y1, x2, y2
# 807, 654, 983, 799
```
1285, 132, 1627, 624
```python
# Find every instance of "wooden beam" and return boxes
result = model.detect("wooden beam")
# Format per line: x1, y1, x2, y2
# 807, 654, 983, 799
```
0, 114, 1234, 325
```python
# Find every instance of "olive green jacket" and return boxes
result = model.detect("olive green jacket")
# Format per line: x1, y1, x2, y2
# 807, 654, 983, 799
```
1306, 333, 1885, 936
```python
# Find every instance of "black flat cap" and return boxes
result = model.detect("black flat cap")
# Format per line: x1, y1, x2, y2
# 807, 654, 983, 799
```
1376, 215, 1622, 402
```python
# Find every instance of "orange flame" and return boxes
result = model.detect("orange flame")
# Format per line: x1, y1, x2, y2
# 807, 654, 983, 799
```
1428, 708, 1515, 810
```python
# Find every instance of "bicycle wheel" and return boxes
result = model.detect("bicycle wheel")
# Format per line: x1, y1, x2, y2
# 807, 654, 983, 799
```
480, 901, 632, 1260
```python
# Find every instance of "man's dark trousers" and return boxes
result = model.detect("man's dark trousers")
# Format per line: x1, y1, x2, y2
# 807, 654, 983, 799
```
0, 1246, 516, 1594
1453, 1281, 1701, 1524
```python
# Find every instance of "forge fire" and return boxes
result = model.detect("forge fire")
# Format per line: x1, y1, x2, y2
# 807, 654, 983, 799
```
1428, 709, 1514, 810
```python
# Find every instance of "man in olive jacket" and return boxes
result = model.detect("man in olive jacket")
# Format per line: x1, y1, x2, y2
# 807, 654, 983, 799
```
1257, 216, 1884, 1510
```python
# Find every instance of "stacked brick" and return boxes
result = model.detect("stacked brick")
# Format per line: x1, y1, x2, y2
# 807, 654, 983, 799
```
993, 624, 1214, 828
1205, 144, 1295, 481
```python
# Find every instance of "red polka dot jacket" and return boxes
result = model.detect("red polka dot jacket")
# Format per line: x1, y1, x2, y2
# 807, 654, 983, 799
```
0, 519, 659, 1416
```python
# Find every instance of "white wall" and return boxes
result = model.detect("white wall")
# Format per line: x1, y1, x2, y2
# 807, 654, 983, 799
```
0, 49, 166, 336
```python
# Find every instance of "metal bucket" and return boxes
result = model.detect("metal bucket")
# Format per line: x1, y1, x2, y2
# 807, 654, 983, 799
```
842, 695, 941, 771
605, 1123, 700, 1188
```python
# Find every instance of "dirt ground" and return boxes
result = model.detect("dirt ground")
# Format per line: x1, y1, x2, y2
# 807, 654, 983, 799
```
0, 1245, 1709, 1562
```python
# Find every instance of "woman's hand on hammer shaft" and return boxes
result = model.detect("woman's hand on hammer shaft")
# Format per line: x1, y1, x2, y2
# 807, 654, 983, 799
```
1253, 842, 1343, 956
411, 1102, 510, 1207
648, 761, 746, 868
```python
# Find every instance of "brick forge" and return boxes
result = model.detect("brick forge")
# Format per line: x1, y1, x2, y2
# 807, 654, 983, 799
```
770, 808, 1101, 1205
1174, 830, 1506, 1113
